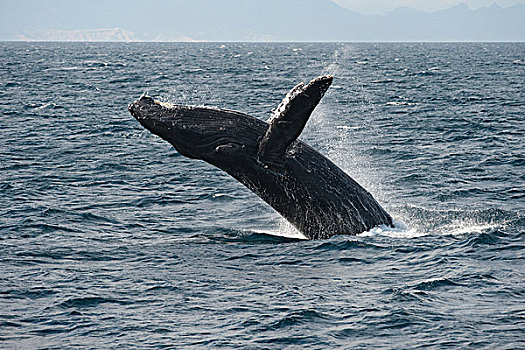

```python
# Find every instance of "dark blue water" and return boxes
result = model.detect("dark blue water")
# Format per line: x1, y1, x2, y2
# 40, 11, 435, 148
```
1, 42, 524, 349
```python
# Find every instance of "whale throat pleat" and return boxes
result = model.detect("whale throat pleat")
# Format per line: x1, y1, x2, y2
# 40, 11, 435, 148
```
257, 75, 333, 167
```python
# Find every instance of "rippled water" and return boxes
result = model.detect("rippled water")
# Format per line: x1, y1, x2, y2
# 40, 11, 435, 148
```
1, 42, 524, 348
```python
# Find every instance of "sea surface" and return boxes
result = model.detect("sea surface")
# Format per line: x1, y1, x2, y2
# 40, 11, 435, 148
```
1, 42, 524, 349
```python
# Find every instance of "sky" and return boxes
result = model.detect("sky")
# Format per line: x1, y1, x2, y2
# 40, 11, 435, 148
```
333, 0, 525, 14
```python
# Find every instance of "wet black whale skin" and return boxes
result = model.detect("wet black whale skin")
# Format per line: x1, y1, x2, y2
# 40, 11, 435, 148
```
129, 79, 393, 239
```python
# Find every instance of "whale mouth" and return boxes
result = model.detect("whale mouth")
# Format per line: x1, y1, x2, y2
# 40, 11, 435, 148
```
128, 95, 179, 144
128, 95, 214, 159
128, 95, 188, 125
128, 95, 156, 121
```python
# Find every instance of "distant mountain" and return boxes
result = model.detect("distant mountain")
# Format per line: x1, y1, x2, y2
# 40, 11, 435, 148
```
377, 3, 525, 41
1, 0, 523, 41
12, 28, 137, 42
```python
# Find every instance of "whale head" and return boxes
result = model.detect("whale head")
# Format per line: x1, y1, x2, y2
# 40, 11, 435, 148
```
128, 95, 262, 160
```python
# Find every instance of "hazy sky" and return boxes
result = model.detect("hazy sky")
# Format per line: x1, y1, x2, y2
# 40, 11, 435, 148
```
333, 0, 525, 14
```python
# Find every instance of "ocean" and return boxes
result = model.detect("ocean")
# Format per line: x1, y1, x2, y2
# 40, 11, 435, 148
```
1, 42, 524, 349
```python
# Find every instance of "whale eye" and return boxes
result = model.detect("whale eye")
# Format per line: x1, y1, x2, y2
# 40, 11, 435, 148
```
215, 143, 242, 155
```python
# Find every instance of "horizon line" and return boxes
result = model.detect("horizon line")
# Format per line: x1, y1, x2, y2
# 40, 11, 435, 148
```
2, 40, 524, 43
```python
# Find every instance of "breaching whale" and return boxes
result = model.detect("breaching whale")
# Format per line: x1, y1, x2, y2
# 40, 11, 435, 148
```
129, 76, 393, 239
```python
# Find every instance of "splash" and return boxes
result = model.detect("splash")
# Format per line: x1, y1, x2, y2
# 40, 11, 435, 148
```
251, 228, 307, 240
359, 220, 426, 238
260, 218, 308, 240
315, 44, 389, 205
388, 205, 513, 238
322, 43, 351, 77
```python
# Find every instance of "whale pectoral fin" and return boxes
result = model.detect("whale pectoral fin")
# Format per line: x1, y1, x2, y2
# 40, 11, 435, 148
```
257, 75, 333, 166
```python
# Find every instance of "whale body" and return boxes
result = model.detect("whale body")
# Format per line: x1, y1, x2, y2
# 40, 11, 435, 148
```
129, 76, 393, 239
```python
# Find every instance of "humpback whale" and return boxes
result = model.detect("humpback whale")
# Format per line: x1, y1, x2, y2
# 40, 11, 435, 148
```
129, 76, 393, 239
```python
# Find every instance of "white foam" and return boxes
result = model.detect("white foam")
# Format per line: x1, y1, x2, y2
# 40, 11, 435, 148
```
34, 103, 57, 111
369, 210, 506, 238
336, 125, 361, 130
385, 101, 417, 106
252, 216, 503, 241
359, 219, 427, 238
442, 222, 501, 236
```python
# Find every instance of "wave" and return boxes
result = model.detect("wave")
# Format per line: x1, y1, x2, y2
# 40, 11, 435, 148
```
58, 296, 129, 309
